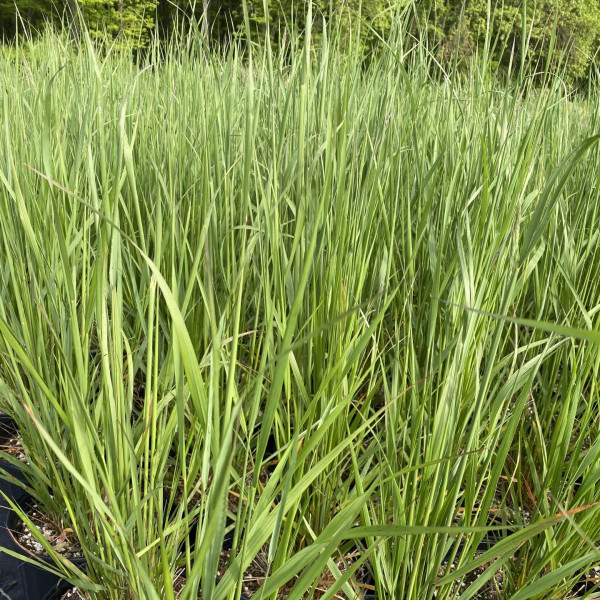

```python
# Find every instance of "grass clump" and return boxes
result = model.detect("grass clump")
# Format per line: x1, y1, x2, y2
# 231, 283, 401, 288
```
0, 8, 600, 600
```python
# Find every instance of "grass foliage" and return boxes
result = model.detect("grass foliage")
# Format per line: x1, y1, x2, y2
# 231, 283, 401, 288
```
0, 9, 600, 600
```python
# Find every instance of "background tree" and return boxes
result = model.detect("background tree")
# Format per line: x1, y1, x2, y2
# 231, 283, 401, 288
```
81, 0, 157, 49
0, 0, 158, 49
415, 0, 600, 82
0, 0, 55, 38
67, 0, 79, 41
218, 0, 391, 51
1, 0, 600, 83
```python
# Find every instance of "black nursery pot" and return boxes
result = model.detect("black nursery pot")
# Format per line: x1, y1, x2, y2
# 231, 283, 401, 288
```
0, 490, 84, 600
0, 413, 87, 600
0, 495, 85, 600
39, 582, 77, 600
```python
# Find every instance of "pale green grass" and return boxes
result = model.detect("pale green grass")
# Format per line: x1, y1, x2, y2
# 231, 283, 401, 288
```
0, 9, 599, 600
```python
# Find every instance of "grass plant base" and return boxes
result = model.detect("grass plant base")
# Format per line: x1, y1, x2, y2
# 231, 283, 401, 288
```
12, 497, 84, 560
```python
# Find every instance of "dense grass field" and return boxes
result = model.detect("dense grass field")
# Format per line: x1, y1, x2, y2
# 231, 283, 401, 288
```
0, 14, 599, 600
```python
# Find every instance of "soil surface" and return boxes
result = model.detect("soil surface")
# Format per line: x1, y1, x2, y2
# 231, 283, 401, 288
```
61, 589, 89, 600
14, 500, 83, 559
0, 427, 27, 462
58, 547, 373, 599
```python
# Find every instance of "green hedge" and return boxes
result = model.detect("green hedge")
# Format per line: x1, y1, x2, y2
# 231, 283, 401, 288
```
1, 1, 600, 82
